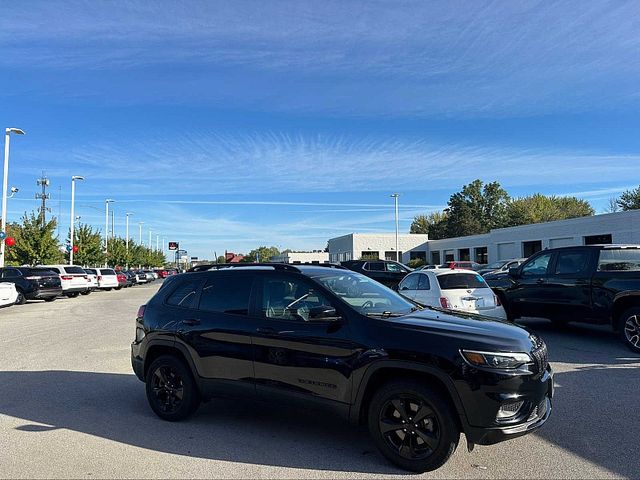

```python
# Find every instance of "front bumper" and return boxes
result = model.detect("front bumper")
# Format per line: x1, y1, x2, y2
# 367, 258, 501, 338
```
461, 365, 554, 446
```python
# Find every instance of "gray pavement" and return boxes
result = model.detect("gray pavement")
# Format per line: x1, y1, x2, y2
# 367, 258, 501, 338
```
1, 283, 639, 479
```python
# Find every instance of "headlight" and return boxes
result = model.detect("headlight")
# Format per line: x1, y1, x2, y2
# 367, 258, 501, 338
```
461, 350, 532, 369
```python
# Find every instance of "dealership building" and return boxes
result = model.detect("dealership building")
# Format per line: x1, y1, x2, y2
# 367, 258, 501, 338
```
327, 210, 640, 265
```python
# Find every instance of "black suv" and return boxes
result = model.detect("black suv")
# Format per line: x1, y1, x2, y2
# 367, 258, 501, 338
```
0, 266, 62, 304
132, 263, 552, 472
341, 259, 411, 288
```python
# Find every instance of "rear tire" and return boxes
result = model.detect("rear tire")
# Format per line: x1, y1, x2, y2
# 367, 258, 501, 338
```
44, 297, 56, 302
115, 286, 122, 290
145, 355, 200, 421
66, 292, 79, 298
15, 289, 27, 305
367, 380, 459, 472
105, 288, 112, 291
619, 307, 640, 353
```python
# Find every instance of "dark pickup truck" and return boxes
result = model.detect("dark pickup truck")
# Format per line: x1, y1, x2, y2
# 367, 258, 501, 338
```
487, 245, 640, 352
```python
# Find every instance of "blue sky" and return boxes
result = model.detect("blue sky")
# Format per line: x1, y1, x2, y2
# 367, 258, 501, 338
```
1, 1, 639, 259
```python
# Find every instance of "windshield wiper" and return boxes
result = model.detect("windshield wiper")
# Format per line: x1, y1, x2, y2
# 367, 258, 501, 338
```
365, 311, 405, 318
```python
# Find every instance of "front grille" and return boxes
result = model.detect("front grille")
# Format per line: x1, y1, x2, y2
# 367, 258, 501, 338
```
530, 335, 549, 379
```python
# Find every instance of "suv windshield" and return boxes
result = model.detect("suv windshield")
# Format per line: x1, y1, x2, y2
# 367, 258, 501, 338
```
437, 273, 487, 290
309, 271, 416, 315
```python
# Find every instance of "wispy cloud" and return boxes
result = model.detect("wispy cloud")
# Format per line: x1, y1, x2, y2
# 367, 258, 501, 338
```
2, 1, 639, 116
15, 132, 640, 195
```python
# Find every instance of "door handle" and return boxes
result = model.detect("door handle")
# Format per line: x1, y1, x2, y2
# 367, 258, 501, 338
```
182, 318, 201, 326
256, 327, 276, 334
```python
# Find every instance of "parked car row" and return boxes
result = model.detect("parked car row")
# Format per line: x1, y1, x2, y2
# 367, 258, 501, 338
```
0, 265, 170, 306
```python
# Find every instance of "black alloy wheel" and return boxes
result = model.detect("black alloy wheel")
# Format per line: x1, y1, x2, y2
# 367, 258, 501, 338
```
15, 289, 26, 305
379, 395, 440, 460
620, 307, 640, 353
368, 381, 459, 472
145, 355, 200, 421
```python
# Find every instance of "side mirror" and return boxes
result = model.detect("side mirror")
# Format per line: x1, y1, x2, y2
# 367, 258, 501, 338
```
308, 306, 341, 322
508, 267, 519, 278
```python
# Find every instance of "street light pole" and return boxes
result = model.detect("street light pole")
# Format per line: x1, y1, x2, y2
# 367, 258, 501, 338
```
1, 128, 25, 268
156, 234, 159, 251
125, 212, 133, 269
391, 193, 400, 262
104, 199, 114, 266
138, 222, 144, 244
69, 176, 84, 265
149, 229, 152, 249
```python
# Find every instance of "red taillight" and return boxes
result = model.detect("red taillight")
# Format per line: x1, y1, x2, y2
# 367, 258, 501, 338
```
137, 305, 146, 319
118, 274, 125, 281
494, 294, 502, 306
439, 297, 451, 309
61, 275, 73, 280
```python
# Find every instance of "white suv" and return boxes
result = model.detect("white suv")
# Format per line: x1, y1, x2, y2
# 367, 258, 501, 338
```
39, 265, 89, 298
398, 267, 506, 319
95, 268, 119, 291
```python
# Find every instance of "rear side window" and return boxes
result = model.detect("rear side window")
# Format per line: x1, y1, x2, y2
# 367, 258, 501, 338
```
366, 262, 384, 271
598, 249, 640, 271
166, 279, 201, 309
399, 274, 419, 291
64, 266, 87, 274
101, 269, 116, 275
554, 251, 590, 275
198, 276, 254, 315
417, 274, 431, 290
437, 273, 487, 290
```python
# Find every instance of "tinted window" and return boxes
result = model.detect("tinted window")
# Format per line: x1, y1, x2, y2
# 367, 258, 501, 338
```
262, 277, 335, 321
199, 276, 253, 315
166, 279, 201, 308
597, 249, 640, 271
85, 269, 97, 274
366, 262, 384, 271
399, 274, 419, 291
417, 274, 431, 290
64, 266, 87, 274
437, 273, 487, 290
554, 251, 590, 275
2, 268, 20, 278
100, 269, 116, 275
521, 253, 553, 277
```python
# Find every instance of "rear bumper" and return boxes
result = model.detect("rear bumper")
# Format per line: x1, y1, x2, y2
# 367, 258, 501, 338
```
30, 288, 63, 299
63, 286, 88, 294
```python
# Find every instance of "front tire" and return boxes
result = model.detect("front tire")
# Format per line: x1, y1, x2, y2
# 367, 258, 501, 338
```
145, 355, 200, 421
44, 297, 56, 302
619, 307, 640, 353
367, 380, 459, 472
66, 292, 79, 298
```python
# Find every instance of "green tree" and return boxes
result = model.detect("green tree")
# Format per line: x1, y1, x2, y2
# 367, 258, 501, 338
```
6, 212, 63, 266
506, 194, 594, 226
410, 211, 448, 240
216, 255, 226, 264
444, 180, 510, 237
70, 223, 105, 266
616, 185, 640, 211
106, 237, 131, 268
243, 246, 280, 262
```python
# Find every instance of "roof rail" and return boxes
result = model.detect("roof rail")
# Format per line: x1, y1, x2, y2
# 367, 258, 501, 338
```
187, 262, 346, 273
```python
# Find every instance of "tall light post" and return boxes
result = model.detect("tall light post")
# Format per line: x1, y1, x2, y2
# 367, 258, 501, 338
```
138, 221, 144, 244
1, 128, 25, 268
104, 199, 115, 266
125, 213, 133, 251
149, 228, 152, 249
69, 176, 85, 265
391, 193, 400, 262
156, 234, 159, 252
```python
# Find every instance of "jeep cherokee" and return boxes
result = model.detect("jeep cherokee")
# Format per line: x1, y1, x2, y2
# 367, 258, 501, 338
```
131, 263, 553, 472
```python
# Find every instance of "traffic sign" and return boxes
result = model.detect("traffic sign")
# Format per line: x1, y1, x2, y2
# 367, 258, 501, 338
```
168, 241, 179, 251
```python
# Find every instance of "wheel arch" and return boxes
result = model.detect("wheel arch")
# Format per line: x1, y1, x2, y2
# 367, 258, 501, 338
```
612, 292, 640, 331
350, 361, 468, 434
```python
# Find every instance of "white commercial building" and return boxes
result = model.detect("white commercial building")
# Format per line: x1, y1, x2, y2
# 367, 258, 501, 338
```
270, 251, 330, 264
328, 210, 640, 265
327, 233, 429, 263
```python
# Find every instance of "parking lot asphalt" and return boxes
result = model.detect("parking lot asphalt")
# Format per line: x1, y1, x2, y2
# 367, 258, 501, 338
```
1, 283, 639, 479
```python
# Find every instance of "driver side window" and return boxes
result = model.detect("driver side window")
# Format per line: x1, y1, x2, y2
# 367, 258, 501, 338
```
521, 253, 553, 277
262, 277, 334, 322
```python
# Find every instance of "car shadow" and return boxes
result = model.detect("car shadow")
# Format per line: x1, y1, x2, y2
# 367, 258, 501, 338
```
0, 370, 399, 474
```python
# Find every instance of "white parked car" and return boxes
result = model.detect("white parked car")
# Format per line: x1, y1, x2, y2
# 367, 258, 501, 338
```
398, 267, 507, 319
39, 265, 89, 298
83, 268, 99, 294
95, 268, 119, 291
0, 282, 18, 307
